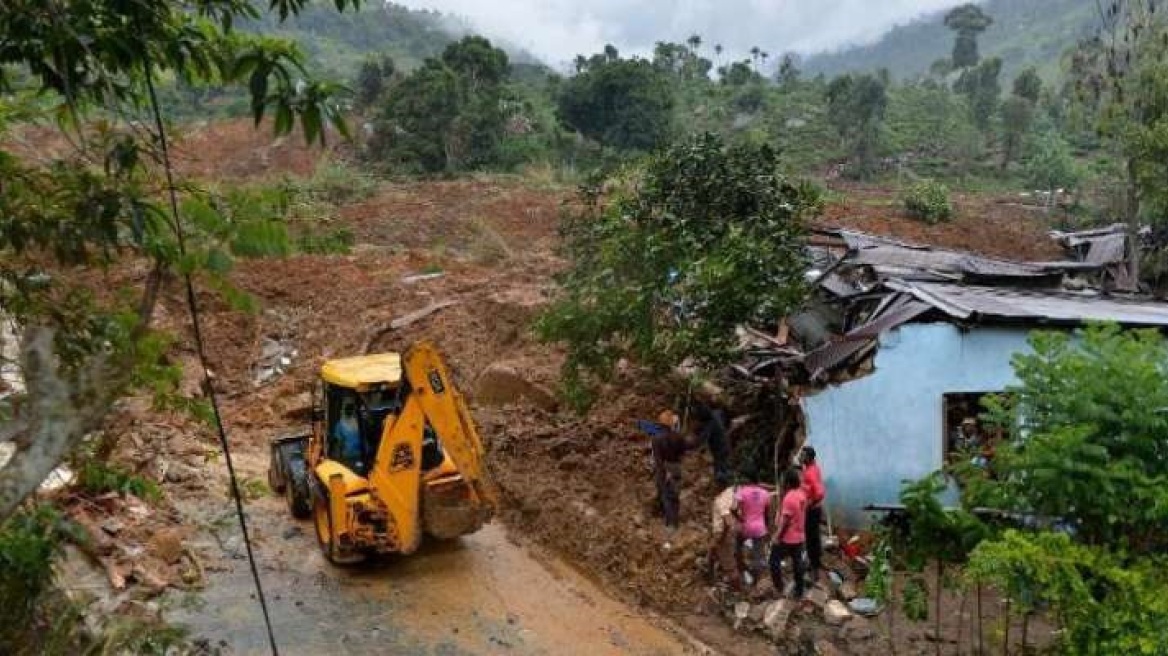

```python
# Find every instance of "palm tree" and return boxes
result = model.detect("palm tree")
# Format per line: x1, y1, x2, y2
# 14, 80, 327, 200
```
761, 51, 770, 70
749, 46, 761, 66
687, 34, 702, 52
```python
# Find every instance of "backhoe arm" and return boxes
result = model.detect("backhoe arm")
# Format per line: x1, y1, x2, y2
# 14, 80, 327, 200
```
401, 341, 496, 508
367, 341, 496, 554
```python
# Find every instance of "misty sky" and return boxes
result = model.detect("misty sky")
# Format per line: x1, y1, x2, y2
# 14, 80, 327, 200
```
396, 0, 974, 68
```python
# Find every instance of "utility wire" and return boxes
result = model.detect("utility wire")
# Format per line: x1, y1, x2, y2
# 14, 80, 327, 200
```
141, 58, 281, 656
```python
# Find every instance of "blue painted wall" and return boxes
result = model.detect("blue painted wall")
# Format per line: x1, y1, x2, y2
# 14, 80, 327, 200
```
802, 322, 1037, 528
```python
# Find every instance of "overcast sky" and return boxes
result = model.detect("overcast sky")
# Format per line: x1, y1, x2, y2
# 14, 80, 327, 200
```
397, 0, 974, 68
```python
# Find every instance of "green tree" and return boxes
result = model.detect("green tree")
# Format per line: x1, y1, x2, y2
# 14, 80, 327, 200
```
1025, 130, 1081, 195
955, 56, 1002, 132
369, 36, 512, 171
777, 53, 801, 88
826, 72, 889, 178
355, 54, 396, 108
719, 60, 763, 86
955, 324, 1168, 654
943, 3, 994, 69
1001, 68, 1042, 169
556, 48, 674, 151
537, 133, 820, 406
1013, 67, 1043, 104
0, 0, 353, 522
1071, 0, 1168, 283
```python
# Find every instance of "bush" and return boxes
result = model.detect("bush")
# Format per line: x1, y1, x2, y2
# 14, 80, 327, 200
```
77, 462, 162, 502
903, 179, 953, 224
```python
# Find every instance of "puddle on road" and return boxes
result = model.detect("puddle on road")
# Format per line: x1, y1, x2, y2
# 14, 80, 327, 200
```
169, 498, 689, 655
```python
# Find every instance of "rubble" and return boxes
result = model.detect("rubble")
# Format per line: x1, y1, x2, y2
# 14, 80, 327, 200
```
763, 599, 794, 639
824, 600, 852, 625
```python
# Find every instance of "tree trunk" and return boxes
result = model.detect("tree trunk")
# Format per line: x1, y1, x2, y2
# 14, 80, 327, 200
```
0, 329, 123, 521
1127, 156, 1141, 284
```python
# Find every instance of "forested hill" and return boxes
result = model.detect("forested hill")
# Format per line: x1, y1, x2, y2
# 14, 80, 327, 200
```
244, 1, 541, 77
804, 0, 1098, 82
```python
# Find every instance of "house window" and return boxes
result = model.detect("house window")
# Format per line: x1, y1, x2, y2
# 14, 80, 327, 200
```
942, 392, 1003, 462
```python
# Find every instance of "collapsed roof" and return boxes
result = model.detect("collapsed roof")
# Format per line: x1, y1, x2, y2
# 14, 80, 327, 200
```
734, 225, 1166, 384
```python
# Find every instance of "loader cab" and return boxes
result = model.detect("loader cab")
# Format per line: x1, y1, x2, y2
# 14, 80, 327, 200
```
318, 353, 405, 476
315, 352, 448, 476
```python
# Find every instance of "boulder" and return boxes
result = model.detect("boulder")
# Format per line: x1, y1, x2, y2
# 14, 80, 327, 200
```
475, 362, 558, 412
824, 600, 852, 626
763, 599, 794, 639
807, 587, 830, 609
732, 601, 751, 630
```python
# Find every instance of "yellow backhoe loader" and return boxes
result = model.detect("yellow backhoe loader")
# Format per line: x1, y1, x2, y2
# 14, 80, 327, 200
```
268, 341, 496, 564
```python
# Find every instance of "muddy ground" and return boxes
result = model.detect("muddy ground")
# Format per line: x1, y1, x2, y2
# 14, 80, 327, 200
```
62, 120, 1065, 655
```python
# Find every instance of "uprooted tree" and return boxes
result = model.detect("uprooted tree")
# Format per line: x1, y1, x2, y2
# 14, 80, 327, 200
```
537, 132, 821, 408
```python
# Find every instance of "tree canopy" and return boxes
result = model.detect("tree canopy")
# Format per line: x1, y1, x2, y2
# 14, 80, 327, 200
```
537, 133, 820, 407
555, 47, 675, 152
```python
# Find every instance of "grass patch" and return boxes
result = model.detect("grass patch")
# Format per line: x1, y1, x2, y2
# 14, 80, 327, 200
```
77, 462, 162, 502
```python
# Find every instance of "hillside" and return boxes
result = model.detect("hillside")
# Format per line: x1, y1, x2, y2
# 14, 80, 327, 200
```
804, 0, 1098, 82
243, 1, 466, 77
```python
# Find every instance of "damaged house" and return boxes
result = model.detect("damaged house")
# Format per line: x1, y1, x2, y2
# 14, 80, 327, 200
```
741, 226, 1168, 527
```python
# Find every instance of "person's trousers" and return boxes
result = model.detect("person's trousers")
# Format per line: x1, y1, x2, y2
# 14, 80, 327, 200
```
769, 542, 805, 599
655, 461, 682, 527
805, 504, 823, 572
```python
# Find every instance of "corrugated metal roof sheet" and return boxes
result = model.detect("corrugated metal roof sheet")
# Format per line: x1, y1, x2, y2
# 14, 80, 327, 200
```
887, 281, 1168, 326
804, 295, 933, 376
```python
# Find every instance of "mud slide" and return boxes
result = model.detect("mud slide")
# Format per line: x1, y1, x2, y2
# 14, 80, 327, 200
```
169, 496, 697, 655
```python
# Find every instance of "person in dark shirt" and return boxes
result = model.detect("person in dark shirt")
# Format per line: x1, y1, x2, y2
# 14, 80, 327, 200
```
648, 410, 693, 529
692, 402, 731, 487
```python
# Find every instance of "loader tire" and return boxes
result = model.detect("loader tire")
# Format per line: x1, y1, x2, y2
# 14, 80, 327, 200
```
312, 490, 365, 566
284, 455, 312, 520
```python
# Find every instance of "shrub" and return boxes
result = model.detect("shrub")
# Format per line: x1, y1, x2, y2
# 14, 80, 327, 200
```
77, 462, 162, 502
903, 179, 953, 224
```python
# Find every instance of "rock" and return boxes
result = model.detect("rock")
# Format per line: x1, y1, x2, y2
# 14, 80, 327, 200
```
148, 528, 186, 565
101, 519, 125, 536
763, 599, 793, 639
474, 362, 558, 412
824, 600, 852, 626
807, 587, 829, 609
840, 617, 875, 641
848, 597, 882, 616
732, 601, 751, 630
815, 640, 843, 656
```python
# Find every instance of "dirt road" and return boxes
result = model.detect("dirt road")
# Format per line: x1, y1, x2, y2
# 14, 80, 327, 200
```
169, 496, 697, 656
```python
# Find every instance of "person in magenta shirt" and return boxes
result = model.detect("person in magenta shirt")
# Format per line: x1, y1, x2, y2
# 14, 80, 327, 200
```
770, 468, 807, 599
801, 446, 827, 580
734, 482, 773, 580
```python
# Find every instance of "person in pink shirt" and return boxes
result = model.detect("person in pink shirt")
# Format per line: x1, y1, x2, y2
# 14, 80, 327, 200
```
770, 468, 807, 599
801, 446, 827, 579
734, 482, 773, 580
